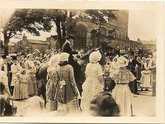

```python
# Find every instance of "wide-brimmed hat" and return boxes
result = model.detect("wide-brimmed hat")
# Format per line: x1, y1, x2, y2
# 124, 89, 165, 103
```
60, 52, 70, 62
117, 56, 129, 68
89, 51, 102, 62
48, 54, 60, 66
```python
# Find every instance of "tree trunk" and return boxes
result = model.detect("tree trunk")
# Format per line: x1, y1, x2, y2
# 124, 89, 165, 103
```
4, 33, 10, 56
55, 17, 62, 50
97, 20, 101, 47
62, 22, 66, 45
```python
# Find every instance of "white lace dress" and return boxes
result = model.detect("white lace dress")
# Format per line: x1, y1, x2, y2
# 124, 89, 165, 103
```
81, 63, 104, 111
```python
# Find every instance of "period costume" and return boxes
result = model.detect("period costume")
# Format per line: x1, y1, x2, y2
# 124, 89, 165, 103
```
25, 54, 37, 97
112, 56, 136, 116
139, 58, 153, 90
13, 71, 28, 100
62, 39, 81, 86
57, 52, 80, 113
11, 61, 21, 95
127, 55, 141, 95
46, 54, 60, 111
81, 51, 104, 111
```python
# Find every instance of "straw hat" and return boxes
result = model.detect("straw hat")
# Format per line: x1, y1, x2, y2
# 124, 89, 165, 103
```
117, 56, 129, 68
89, 51, 102, 62
60, 52, 70, 62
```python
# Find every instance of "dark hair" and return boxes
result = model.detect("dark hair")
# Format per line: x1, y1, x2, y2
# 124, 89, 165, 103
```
0, 82, 5, 94
59, 61, 68, 66
90, 92, 120, 116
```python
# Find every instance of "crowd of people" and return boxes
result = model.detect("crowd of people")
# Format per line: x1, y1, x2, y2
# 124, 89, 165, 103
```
0, 35, 156, 117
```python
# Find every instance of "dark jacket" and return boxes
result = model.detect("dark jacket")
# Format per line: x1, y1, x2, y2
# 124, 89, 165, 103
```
127, 59, 141, 76
62, 41, 81, 84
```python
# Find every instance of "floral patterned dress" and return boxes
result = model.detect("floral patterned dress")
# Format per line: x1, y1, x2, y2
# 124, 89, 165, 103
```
111, 68, 136, 116
81, 63, 104, 111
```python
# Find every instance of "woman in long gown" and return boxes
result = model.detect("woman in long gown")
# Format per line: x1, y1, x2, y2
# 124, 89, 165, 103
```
139, 58, 152, 90
11, 57, 21, 96
111, 56, 136, 116
25, 54, 37, 97
57, 52, 80, 114
46, 54, 60, 111
13, 69, 28, 100
81, 51, 104, 112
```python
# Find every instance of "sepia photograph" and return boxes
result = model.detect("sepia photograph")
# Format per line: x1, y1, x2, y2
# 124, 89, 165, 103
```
0, 1, 164, 123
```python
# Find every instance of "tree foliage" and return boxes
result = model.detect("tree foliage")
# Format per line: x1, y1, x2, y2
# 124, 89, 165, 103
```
3, 9, 117, 56
3, 9, 52, 56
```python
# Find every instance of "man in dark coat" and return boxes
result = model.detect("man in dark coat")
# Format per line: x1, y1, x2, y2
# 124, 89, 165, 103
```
61, 36, 82, 90
127, 51, 141, 95
62, 35, 78, 64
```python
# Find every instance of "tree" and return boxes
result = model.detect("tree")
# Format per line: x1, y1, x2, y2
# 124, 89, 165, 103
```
3, 9, 52, 56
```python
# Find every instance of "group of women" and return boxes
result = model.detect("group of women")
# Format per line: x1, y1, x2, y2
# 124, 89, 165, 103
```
0, 46, 156, 117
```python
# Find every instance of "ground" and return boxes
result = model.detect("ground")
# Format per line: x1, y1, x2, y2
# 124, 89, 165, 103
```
12, 89, 155, 117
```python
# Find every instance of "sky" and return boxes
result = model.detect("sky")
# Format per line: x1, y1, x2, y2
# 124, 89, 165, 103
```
0, 9, 157, 42
128, 9, 157, 41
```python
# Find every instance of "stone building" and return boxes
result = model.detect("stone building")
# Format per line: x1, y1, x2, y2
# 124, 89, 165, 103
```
70, 10, 130, 50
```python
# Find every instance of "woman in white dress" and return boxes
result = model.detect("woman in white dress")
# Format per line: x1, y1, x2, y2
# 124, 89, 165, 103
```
11, 57, 22, 95
140, 58, 152, 90
81, 51, 104, 112
111, 56, 136, 116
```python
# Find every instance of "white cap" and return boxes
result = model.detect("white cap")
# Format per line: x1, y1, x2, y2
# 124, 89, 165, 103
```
60, 52, 70, 62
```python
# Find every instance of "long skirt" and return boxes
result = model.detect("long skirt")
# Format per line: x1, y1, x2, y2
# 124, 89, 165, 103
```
13, 81, 28, 100
112, 84, 133, 116
58, 97, 80, 114
27, 73, 37, 97
13, 81, 20, 100
140, 70, 152, 89
81, 77, 103, 111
